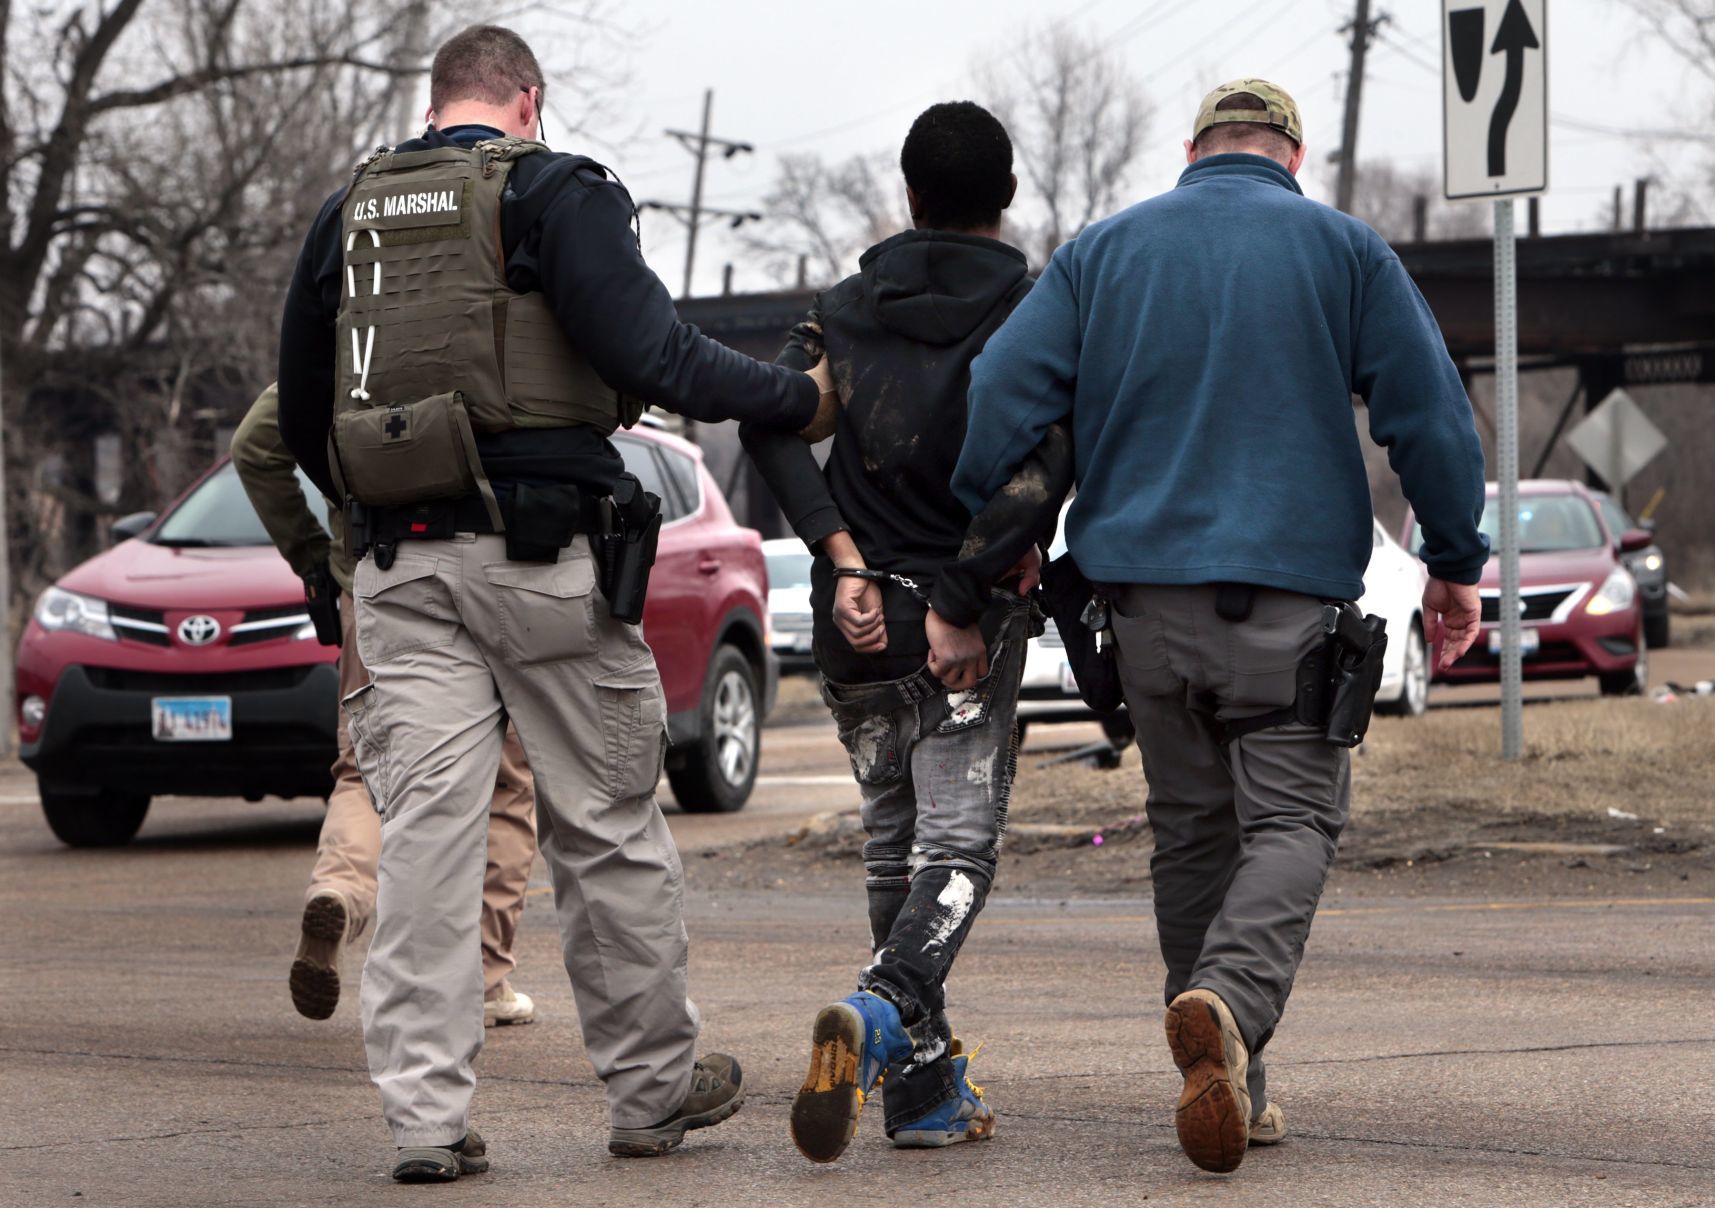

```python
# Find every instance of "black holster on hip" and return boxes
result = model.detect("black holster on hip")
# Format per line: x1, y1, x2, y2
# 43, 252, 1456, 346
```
1038, 552, 1125, 715
1220, 601, 1388, 748
302, 562, 342, 647
599, 474, 661, 625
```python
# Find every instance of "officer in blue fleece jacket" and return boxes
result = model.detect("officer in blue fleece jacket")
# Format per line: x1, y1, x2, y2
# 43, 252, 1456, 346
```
947, 80, 1486, 1176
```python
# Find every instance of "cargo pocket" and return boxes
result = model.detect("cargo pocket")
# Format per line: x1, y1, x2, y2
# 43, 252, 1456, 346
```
1109, 600, 1179, 698
1228, 589, 1323, 710
596, 657, 666, 802
485, 556, 597, 665
353, 555, 456, 665
821, 682, 904, 787
340, 683, 388, 814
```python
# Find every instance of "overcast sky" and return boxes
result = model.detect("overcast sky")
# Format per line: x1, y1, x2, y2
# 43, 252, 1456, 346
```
511, 0, 1710, 296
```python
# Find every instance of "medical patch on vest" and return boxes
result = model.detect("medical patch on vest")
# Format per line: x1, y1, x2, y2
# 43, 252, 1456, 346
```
381, 405, 410, 443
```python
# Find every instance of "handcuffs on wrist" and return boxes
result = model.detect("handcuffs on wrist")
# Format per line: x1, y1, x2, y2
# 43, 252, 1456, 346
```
831, 565, 931, 605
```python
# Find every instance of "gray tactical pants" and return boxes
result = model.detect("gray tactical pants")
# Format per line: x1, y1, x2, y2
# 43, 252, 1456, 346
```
1108, 584, 1350, 1113
348, 533, 697, 1147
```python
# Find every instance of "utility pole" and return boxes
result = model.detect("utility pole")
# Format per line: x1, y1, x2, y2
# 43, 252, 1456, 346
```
1334, 0, 1389, 214
640, 90, 762, 299
0, 313, 11, 759
388, 1, 431, 140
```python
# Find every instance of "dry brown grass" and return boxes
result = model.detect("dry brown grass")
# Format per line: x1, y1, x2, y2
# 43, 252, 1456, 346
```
1008, 699, 1715, 834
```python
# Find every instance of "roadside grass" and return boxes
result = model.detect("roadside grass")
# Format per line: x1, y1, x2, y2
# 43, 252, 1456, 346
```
1357, 699, 1715, 827
1007, 698, 1715, 834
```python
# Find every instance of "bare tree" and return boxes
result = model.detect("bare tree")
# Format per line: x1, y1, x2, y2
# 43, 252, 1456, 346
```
976, 24, 1152, 264
740, 151, 905, 289
742, 24, 1150, 287
1347, 160, 1491, 243
1625, 1, 1715, 225
0, 0, 629, 611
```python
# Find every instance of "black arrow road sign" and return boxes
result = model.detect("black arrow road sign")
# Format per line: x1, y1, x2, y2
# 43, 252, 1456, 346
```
1487, 0, 1540, 177
1448, 7, 1484, 103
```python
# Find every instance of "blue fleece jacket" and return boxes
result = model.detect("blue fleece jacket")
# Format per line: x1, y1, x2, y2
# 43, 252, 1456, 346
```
952, 154, 1488, 600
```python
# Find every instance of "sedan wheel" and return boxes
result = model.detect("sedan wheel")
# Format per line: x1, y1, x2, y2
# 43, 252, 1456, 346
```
1598, 622, 1649, 697
1378, 621, 1430, 717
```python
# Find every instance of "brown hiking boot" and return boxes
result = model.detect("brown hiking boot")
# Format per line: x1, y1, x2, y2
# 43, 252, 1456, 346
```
1164, 988, 1253, 1173
289, 889, 348, 1020
608, 1054, 744, 1157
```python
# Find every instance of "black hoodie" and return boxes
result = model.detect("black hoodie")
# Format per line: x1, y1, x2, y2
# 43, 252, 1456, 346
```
741, 228, 1034, 683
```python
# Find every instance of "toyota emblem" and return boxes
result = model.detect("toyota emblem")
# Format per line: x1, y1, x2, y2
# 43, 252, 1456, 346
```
177, 615, 222, 646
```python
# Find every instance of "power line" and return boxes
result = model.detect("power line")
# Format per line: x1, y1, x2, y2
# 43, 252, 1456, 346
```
637, 89, 763, 299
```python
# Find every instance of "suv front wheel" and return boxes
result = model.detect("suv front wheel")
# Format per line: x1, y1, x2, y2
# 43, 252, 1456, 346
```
40, 786, 151, 847
667, 645, 759, 813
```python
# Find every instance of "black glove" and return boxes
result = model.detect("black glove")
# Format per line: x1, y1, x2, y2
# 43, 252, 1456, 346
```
303, 561, 342, 647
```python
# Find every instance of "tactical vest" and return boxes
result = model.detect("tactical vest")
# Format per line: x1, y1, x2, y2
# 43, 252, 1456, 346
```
330, 137, 641, 524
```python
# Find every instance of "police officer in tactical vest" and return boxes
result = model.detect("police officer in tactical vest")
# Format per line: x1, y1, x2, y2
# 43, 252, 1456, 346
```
276, 25, 827, 1182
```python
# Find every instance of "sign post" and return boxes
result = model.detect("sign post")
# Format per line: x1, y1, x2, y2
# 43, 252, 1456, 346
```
1443, 0, 1547, 760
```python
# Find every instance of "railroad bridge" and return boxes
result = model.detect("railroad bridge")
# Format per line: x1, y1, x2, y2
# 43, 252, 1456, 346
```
677, 226, 1715, 531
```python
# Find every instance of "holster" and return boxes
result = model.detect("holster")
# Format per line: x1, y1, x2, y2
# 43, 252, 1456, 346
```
302, 562, 342, 647
1037, 552, 1125, 715
1219, 602, 1388, 748
600, 474, 661, 625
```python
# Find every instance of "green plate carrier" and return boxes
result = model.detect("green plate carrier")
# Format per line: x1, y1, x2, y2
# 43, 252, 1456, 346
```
330, 137, 642, 527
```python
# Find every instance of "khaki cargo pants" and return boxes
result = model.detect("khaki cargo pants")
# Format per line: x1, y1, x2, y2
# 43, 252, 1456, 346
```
309, 593, 535, 997
349, 533, 697, 1147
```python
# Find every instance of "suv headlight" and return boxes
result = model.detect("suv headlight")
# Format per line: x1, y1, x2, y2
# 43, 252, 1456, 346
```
1585, 569, 1636, 616
35, 587, 119, 640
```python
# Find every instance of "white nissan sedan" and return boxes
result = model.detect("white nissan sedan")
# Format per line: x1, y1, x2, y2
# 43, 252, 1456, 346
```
1018, 514, 1431, 734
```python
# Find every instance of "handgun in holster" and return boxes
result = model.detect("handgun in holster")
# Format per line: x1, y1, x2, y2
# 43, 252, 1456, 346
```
303, 561, 342, 647
1218, 594, 1387, 749
600, 473, 661, 625
1321, 603, 1388, 748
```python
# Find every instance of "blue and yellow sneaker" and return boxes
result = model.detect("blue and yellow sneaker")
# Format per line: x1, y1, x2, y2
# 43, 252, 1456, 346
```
890, 1045, 996, 1148
790, 991, 912, 1163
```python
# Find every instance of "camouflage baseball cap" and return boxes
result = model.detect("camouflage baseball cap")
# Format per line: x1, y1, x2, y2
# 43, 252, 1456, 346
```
1192, 78, 1303, 146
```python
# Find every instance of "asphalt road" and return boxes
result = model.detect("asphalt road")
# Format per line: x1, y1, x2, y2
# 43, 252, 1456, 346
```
3, 697, 1713, 1207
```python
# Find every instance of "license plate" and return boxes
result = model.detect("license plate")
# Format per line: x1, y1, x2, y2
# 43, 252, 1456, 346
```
152, 696, 233, 742
1060, 661, 1079, 695
1487, 629, 1541, 656
794, 634, 812, 652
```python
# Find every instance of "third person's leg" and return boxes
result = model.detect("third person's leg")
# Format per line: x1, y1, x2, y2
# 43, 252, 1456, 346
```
481, 725, 538, 1025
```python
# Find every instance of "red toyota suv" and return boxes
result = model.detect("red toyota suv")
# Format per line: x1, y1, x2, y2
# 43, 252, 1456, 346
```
17, 422, 773, 846
1402, 479, 1651, 696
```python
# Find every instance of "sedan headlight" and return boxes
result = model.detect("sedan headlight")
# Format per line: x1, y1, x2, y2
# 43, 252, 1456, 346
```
1585, 569, 1636, 617
34, 587, 118, 641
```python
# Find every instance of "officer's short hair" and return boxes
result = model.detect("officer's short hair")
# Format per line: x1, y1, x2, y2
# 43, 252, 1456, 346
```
900, 102, 1014, 231
430, 25, 545, 113
1194, 94, 1296, 160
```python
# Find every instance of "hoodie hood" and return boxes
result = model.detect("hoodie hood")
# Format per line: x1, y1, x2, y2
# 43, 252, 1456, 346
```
858, 229, 1029, 347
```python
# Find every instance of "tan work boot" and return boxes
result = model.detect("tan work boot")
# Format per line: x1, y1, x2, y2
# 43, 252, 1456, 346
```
608, 1054, 744, 1157
1250, 1101, 1287, 1146
484, 980, 535, 1028
289, 889, 348, 1020
1164, 988, 1253, 1173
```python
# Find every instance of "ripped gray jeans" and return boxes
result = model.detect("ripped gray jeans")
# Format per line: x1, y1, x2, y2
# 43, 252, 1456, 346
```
819, 596, 1032, 1129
